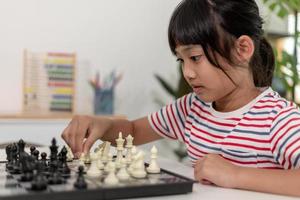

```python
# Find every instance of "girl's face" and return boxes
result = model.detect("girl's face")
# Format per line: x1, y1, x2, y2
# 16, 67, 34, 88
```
175, 44, 240, 103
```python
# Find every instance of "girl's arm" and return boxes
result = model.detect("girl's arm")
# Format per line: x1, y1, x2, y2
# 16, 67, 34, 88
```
62, 115, 161, 156
236, 166, 300, 196
101, 116, 162, 145
194, 154, 300, 197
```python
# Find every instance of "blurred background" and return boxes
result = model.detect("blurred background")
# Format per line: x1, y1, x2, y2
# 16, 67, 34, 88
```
0, 0, 298, 162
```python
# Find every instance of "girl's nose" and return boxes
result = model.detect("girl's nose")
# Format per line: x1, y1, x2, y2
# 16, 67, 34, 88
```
182, 63, 197, 80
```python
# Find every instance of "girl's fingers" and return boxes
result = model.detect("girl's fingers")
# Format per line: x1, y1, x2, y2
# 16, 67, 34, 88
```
82, 130, 99, 154
200, 179, 213, 185
74, 120, 89, 156
61, 123, 71, 147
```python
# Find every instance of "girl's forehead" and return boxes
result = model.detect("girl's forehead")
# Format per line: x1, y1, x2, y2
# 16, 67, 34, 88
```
175, 44, 203, 54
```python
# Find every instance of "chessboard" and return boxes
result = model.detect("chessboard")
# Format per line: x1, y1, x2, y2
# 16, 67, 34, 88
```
0, 135, 195, 200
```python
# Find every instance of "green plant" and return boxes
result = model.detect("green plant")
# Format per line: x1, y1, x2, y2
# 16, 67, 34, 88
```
155, 64, 191, 99
263, 0, 300, 102
154, 64, 192, 161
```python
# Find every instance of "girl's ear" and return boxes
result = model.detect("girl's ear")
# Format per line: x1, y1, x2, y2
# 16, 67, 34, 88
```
235, 35, 255, 63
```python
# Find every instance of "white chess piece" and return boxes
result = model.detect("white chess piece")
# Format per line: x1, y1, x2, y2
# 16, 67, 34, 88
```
80, 152, 91, 164
78, 160, 86, 171
66, 146, 74, 162
104, 162, 119, 185
87, 153, 102, 177
101, 142, 111, 163
79, 153, 85, 162
104, 153, 113, 173
115, 132, 125, 168
131, 146, 137, 155
131, 151, 147, 178
146, 146, 160, 174
125, 134, 134, 164
127, 146, 138, 174
94, 147, 100, 154
78, 153, 87, 170
84, 153, 91, 164
117, 158, 130, 181
96, 151, 104, 170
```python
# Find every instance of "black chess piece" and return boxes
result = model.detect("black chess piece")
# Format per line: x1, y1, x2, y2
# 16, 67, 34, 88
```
11, 143, 21, 174
74, 166, 87, 189
40, 152, 50, 177
33, 149, 40, 161
48, 171, 64, 185
17, 139, 29, 163
5, 144, 13, 170
40, 152, 48, 168
49, 138, 58, 166
17, 139, 26, 155
47, 159, 64, 185
57, 151, 63, 168
59, 146, 70, 177
19, 155, 34, 182
30, 146, 36, 156
31, 162, 48, 191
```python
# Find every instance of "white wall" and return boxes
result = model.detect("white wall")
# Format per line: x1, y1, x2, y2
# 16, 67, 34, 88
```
0, 0, 181, 119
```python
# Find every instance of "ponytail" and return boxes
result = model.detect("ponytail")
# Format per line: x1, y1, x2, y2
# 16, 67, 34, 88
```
251, 37, 275, 87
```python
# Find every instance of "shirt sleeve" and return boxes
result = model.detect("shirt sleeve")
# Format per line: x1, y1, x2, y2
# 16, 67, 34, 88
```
270, 105, 300, 169
148, 93, 195, 143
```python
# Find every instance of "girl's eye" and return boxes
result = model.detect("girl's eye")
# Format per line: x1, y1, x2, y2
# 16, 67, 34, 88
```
176, 58, 184, 63
190, 55, 202, 62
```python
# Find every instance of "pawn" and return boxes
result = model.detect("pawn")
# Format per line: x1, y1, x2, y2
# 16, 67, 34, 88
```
117, 158, 130, 181
78, 153, 88, 170
146, 146, 160, 174
80, 153, 91, 164
127, 147, 138, 174
40, 152, 48, 173
131, 146, 138, 157
104, 153, 113, 173
31, 162, 47, 191
104, 162, 119, 185
31, 171, 47, 191
48, 171, 64, 185
33, 149, 40, 161
30, 146, 36, 156
87, 153, 102, 177
78, 160, 86, 171
74, 166, 87, 189
40, 152, 48, 167
96, 152, 104, 170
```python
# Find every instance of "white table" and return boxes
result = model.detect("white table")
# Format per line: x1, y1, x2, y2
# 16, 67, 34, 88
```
0, 148, 297, 200
142, 157, 298, 200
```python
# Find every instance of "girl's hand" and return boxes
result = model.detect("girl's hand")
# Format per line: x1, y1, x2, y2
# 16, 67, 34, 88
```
194, 154, 240, 188
61, 115, 113, 158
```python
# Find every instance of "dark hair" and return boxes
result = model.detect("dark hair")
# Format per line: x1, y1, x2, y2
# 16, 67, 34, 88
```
168, 0, 275, 87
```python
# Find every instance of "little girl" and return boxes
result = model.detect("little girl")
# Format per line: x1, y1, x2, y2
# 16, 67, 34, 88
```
62, 0, 300, 197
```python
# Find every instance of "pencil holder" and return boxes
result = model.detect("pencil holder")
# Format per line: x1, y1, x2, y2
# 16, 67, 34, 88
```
94, 88, 114, 115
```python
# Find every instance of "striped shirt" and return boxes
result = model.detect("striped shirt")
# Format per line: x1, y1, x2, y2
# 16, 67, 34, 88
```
148, 87, 300, 169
